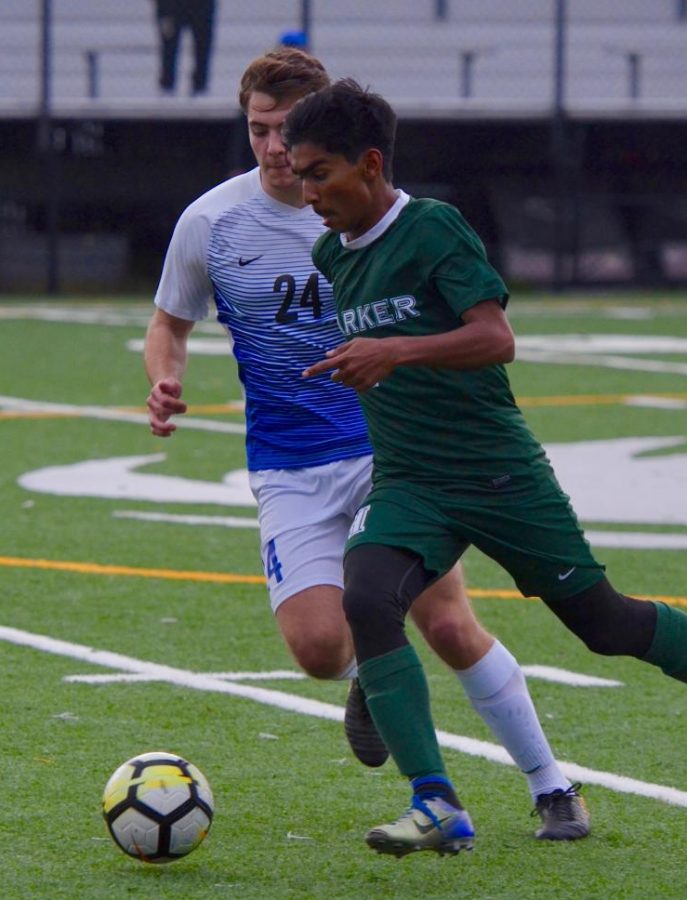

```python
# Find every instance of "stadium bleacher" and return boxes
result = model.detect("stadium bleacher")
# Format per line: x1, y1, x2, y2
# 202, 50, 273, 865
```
2, 1, 686, 290
1, 0, 686, 116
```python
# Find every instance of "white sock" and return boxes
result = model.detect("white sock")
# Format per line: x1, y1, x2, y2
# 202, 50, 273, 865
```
455, 640, 570, 801
335, 658, 358, 680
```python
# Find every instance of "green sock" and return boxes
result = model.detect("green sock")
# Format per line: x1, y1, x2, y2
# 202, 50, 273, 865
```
358, 644, 446, 780
643, 601, 687, 683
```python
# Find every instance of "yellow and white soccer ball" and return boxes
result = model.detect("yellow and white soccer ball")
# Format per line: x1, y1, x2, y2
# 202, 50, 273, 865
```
102, 751, 214, 863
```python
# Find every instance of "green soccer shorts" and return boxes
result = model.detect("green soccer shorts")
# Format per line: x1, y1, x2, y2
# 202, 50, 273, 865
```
345, 471, 605, 602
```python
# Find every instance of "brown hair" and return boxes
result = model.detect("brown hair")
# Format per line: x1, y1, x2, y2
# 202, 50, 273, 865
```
238, 47, 329, 112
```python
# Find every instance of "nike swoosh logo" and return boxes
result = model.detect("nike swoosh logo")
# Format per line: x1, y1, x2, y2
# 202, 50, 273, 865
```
558, 567, 576, 581
415, 816, 455, 835
238, 255, 263, 267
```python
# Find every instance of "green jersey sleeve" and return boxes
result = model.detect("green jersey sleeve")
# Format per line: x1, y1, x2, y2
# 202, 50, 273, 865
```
421, 202, 508, 319
312, 230, 336, 281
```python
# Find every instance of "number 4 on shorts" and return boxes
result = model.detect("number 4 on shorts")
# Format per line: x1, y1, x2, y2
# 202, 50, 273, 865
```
266, 538, 283, 583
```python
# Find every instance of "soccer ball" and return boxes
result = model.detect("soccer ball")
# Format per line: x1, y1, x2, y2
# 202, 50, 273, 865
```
102, 751, 214, 863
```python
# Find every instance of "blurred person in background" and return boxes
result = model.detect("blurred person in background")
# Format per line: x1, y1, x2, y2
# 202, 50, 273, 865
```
152, 0, 216, 96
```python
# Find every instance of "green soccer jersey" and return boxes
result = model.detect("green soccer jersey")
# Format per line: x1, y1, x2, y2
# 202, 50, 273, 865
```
312, 196, 550, 491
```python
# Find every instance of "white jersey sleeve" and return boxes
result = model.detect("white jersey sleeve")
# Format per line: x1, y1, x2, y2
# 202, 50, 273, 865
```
154, 168, 262, 321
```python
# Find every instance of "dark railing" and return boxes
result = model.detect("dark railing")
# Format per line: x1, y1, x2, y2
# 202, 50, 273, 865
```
83, 46, 154, 100
38, 0, 58, 294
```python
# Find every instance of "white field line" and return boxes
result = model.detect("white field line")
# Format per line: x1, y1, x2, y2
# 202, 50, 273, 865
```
0, 305, 222, 334
585, 530, 687, 551
516, 351, 687, 376
2, 625, 686, 807
113, 512, 687, 551
0, 306, 153, 326
64, 670, 307, 683
625, 396, 687, 410
0, 624, 344, 717
66, 665, 620, 688
0, 395, 245, 435
511, 303, 658, 319
111, 514, 687, 554
520, 665, 623, 687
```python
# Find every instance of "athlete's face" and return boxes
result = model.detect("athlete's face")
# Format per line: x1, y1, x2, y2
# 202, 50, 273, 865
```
289, 142, 378, 239
246, 91, 303, 205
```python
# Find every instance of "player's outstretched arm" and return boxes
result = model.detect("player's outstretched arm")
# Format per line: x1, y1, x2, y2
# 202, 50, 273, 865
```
303, 299, 514, 392
395, 298, 515, 370
144, 308, 194, 436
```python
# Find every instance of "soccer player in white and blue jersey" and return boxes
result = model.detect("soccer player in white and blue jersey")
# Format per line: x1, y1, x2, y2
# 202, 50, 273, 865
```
144, 48, 587, 840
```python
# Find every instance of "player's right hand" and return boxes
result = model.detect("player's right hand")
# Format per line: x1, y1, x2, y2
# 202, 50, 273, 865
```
146, 378, 187, 437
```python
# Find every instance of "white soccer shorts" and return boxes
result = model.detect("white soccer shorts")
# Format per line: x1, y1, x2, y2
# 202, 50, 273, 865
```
249, 454, 373, 612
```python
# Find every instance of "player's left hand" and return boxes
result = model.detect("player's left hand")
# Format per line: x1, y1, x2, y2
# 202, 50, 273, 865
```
302, 337, 400, 392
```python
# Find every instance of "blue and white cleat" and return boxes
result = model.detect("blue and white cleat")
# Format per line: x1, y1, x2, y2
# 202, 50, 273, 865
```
365, 795, 475, 857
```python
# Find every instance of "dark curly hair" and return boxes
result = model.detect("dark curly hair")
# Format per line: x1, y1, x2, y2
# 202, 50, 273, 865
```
282, 78, 397, 180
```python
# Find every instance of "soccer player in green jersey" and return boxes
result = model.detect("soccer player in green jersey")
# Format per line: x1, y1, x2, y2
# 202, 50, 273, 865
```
284, 78, 687, 858
147, 50, 593, 851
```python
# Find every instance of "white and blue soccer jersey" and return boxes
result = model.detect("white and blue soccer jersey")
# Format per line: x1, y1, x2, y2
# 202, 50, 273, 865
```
154, 167, 371, 471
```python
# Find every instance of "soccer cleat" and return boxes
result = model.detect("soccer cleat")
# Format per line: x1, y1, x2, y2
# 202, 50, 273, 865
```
366, 795, 475, 857
344, 678, 389, 768
533, 783, 590, 840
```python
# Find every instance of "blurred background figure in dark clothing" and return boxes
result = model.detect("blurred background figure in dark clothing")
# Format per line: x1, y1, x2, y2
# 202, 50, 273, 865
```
153, 0, 216, 96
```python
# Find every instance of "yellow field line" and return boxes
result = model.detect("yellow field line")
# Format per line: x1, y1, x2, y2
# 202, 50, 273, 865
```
1, 555, 685, 607
119, 403, 245, 415
2, 393, 686, 422
467, 587, 687, 607
0, 402, 245, 421
518, 392, 687, 407
0, 555, 265, 585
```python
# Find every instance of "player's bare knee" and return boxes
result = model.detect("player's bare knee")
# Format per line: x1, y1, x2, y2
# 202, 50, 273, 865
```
417, 613, 493, 669
300, 657, 348, 680
418, 615, 466, 655
290, 638, 352, 679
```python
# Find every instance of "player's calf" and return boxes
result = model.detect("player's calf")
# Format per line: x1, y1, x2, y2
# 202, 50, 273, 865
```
543, 577, 657, 658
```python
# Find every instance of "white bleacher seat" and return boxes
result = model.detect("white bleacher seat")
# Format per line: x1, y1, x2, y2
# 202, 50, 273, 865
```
1, 1, 686, 115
